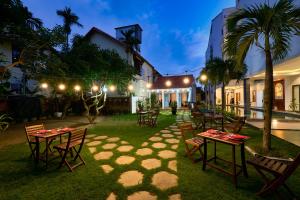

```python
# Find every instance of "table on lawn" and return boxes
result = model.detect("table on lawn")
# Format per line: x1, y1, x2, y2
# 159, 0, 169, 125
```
197, 130, 249, 187
203, 113, 224, 131
29, 128, 74, 167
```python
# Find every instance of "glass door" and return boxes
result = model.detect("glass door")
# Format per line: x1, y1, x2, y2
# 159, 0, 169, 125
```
293, 85, 300, 112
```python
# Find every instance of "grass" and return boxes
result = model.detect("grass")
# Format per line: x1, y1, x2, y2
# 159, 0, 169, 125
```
0, 112, 299, 200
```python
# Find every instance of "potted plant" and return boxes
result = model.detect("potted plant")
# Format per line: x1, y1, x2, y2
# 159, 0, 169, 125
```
137, 100, 144, 112
170, 101, 177, 115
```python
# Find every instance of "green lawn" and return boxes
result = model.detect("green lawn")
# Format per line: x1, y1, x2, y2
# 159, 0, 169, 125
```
0, 112, 299, 200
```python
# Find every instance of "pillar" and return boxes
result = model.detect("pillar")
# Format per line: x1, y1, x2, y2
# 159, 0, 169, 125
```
162, 90, 165, 109
176, 89, 180, 108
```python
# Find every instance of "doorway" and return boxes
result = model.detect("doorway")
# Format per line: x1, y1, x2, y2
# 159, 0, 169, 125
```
274, 80, 285, 111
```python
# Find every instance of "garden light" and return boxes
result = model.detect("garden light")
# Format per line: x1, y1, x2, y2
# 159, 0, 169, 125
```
40, 83, 48, 89
165, 80, 172, 87
92, 85, 99, 92
200, 74, 208, 82
128, 84, 134, 91
183, 77, 190, 84
146, 83, 152, 89
109, 85, 116, 92
103, 86, 108, 92
74, 85, 81, 92
58, 84, 66, 90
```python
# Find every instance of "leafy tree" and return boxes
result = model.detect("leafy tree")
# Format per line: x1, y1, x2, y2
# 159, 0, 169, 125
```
224, 0, 300, 152
56, 7, 83, 50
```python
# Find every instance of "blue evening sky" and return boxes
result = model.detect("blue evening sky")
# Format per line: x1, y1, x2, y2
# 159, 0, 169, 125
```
23, 0, 235, 77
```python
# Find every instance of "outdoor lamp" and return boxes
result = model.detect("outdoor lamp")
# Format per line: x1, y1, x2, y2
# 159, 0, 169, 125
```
103, 86, 108, 92
200, 74, 208, 82
128, 84, 134, 91
74, 85, 81, 92
165, 80, 172, 87
58, 84, 66, 90
109, 85, 116, 92
92, 85, 99, 92
183, 77, 190, 84
146, 83, 152, 89
40, 83, 48, 89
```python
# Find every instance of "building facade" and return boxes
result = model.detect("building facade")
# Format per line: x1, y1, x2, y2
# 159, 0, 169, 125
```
207, 0, 300, 112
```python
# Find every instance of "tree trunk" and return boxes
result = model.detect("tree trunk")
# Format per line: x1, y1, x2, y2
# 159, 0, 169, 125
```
263, 35, 273, 152
221, 82, 226, 113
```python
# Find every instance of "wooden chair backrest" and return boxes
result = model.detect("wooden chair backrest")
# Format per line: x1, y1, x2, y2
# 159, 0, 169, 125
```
65, 128, 87, 149
232, 116, 246, 133
25, 123, 45, 141
179, 123, 195, 140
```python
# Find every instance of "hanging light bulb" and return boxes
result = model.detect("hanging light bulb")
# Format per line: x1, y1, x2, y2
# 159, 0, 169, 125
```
146, 83, 152, 89
58, 84, 66, 90
165, 80, 172, 87
74, 85, 81, 92
128, 84, 134, 91
92, 85, 99, 92
109, 85, 116, 92
40, 83, 48, 89
183, 77, 190, 84
200, 74, 208, 82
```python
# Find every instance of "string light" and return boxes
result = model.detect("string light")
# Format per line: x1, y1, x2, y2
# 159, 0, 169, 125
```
146, 83, 152, 89
40, 83, 48, 89
165, 80, 172, 87
74, 85, 81, 92
183, 77, 190, 84
58, 84, 66, 90
128, 84, 134, 91
200, 74, 208, 82
92, 85, 99, 92
109, 85, 116, 92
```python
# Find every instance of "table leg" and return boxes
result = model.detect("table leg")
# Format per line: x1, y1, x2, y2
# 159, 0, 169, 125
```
241, 143, 248, 177
202, 138, 207, 171
45, 138, 49, 168
35, 136, 39, 165
232, 145, 237, 188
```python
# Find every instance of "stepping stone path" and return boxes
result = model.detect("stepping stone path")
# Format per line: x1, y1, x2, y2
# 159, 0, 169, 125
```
88, 111, 193, 200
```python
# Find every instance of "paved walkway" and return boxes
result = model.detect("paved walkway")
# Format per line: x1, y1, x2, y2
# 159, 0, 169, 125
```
84, 111, 191, 200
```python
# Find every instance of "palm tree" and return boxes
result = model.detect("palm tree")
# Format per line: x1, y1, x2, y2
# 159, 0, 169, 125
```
56, 7, 83, 50
204, 58, 246, 112
224, 0, 300, 152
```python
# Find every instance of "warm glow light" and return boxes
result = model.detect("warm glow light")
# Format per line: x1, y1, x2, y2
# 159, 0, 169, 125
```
200, 74, 208, 82
128, 84, 134, 91
74, 85, 81, 92
109, 85, 116, 92
165, 80, 172, 87
92, 85, 99, 92
103, 86, 108, 92
146, 83, 152, 89
183, 77, 190, 84
58, 84, 66, 90
40, 83, 48, 89
272, 119, 278, 125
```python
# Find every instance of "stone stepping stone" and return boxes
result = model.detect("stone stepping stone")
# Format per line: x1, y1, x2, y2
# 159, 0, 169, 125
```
152, 142, 167, 149
102, 143, 117, 150
162, 134, 174, 138
141, 142, 148, 147
149, 136, 162, 142
165, 139, 179, 144
128, 191, 157, 200
85, 134, 96, 139
160, 130, 171, 134
141, 158, 161, 170
171, 145, 178, 150
88, 147, 96, 154
158, 150, 177, 159
168, 160, 177, 172
136, 148, 153, 156
117, 145, 134, 152
151, 171, 178, 191
115, 156, 135, 165
173, 132, 181, 136
121, 141, 129, 144
154, 133, 160, 136
171, 129, 181, 132
118, 171, 143, 187
101, 164, 114, 174
106, 192, 117, 200
168, 194, 181, 200
84, 139, 90, 144
94, 151, 113, 160
86, 141, 102, 147
94, 135, 108, 140
106, 137, 120, 142
169, 125, 178, 129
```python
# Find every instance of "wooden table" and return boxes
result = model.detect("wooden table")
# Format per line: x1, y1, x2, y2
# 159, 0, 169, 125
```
198, 130, 249, 187
137, 111, 148, 126
29, 128, 73, 167
204, 113, 224, 131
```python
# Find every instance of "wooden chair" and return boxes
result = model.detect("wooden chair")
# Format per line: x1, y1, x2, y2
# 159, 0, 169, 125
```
54, 128, 87, 172
179, 123, 204, 163
246, 146, 300, 198
224, 116, 246, 133
145, 110, 159, 127
191, 112, 205, 130
25, 123, 46, 159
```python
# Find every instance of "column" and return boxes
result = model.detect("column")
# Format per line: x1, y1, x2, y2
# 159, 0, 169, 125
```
188, 88, 192, 102
176, 89, 180, 108
162, 90, 165, 109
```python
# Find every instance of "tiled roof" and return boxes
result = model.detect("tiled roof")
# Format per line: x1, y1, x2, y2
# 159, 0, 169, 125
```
151, 75, 195, 90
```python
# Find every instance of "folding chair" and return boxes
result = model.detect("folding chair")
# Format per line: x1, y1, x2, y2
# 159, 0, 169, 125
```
179, 123, 204, 163
25, 123, 46, 159
224, 116, 246, 133
54, 128, 87, 172
246, 146, 300, 198
145, 110, 159, 127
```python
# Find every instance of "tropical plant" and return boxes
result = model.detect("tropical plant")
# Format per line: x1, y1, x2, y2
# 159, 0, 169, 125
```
170, 101, 177, 115
56, 6, 83, 50
224, 0, 300, 152
289, 98, 298, 112
0, 114, 12, 133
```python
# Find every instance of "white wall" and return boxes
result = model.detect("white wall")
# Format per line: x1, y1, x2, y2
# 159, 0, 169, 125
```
285, 75, 300, 110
